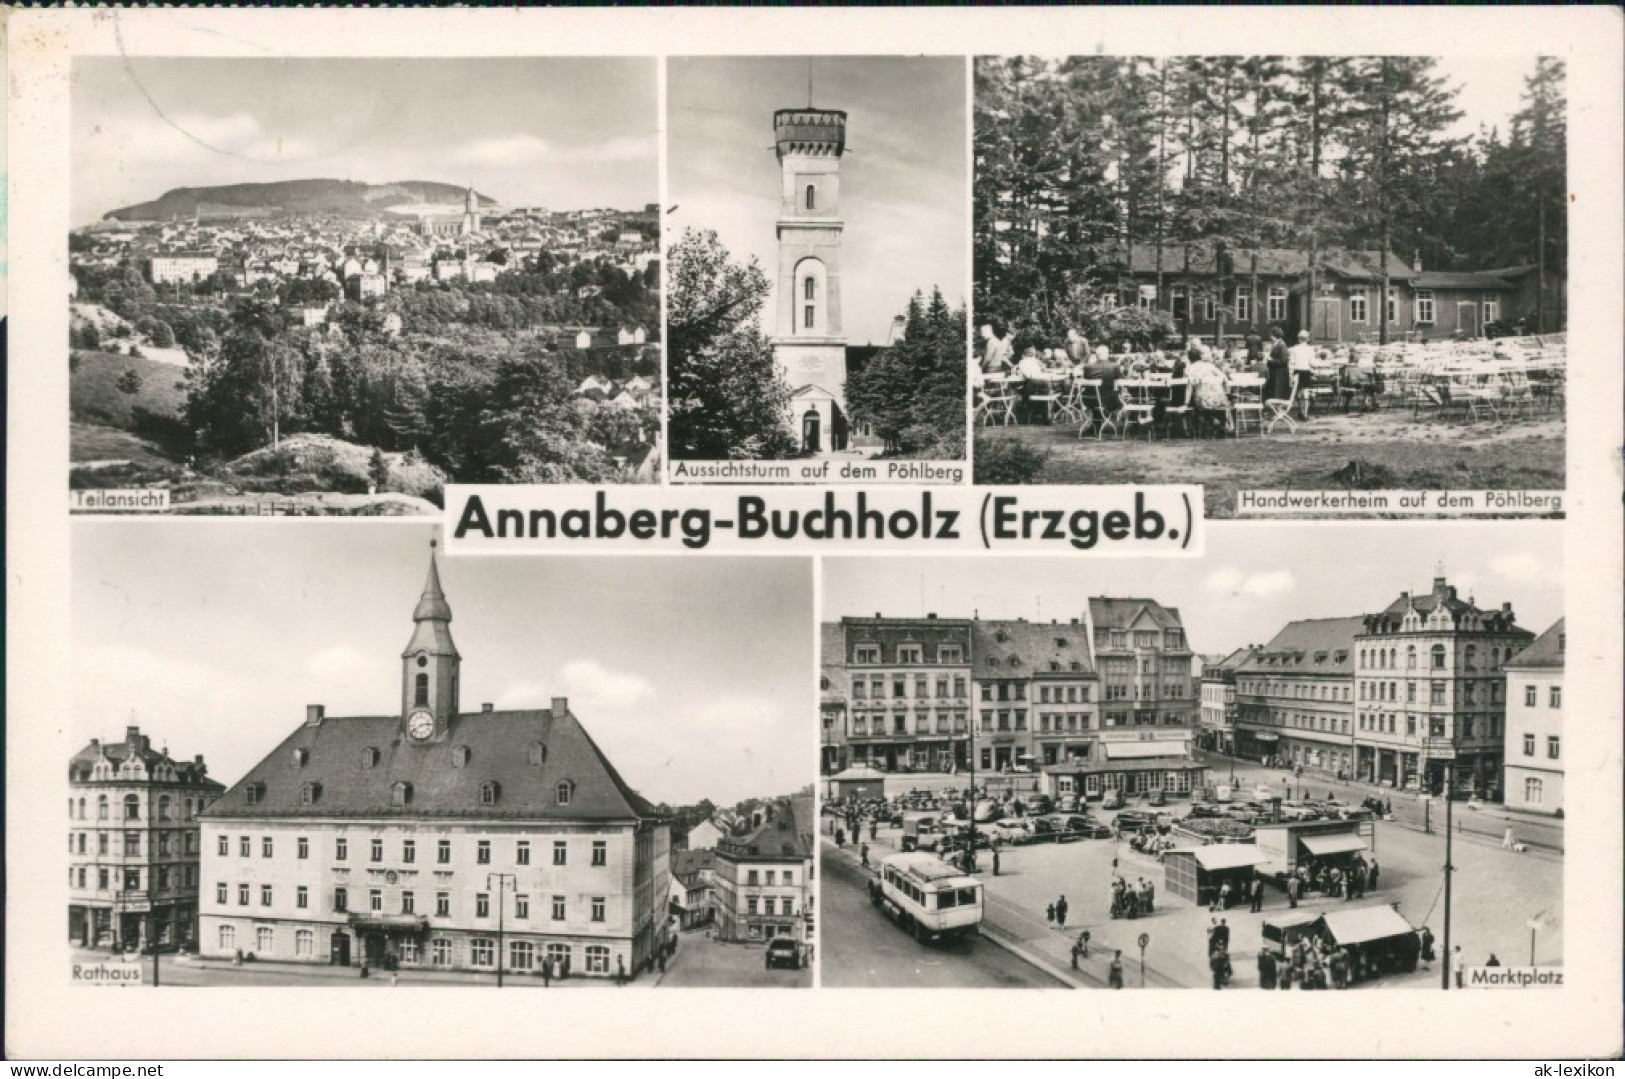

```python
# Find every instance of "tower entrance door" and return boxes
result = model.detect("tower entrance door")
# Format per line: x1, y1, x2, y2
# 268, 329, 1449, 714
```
802, 409, 822, 454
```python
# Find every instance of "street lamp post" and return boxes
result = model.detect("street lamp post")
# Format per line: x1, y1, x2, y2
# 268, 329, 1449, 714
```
488, 873, 516, 988
1441, 770, 1455, 990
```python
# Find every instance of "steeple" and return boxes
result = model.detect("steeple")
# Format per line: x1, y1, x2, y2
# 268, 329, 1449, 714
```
402, 540, 460, 732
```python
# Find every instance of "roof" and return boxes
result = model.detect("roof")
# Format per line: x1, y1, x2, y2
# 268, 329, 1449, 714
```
1321, 905, 1415, 946
715, 798, 812, 863
1413, 271, 1515, 291
671, 848, 718, 882
1116, 242, 1415, 282
1238, 617, 1363, 677
201, 706, 659, 822
1204, 647, 1256, 677
1042, 758, 1205, 776
1088, 597, 1185, 634
827, 765, 888, 781
69, 732, 223, 790
1505, 618, 1565, 671
882, 851, 978, 887
1365, 577, 1529, 637
973, 620, 1095, 677
1103, 741, 1189, 761
1300, 833, 1370, 856
1180, 845, 1272, 872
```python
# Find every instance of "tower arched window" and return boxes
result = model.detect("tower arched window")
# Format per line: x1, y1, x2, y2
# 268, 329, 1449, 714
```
804, 277, 816, 302
415, 673, 429, 707
805, 184, 817, 211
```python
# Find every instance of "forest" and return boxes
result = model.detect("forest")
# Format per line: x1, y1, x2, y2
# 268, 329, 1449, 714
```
70, 253, 661, 492
975, 56, 1567, 346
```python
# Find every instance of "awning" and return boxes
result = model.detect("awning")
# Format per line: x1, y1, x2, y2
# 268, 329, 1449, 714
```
1192, 845, 1272, 872
1300, 832, 1370, 856
1103, 742, 1187, 761
1252, 732, 1280, 742
1321, 905, 1415, 946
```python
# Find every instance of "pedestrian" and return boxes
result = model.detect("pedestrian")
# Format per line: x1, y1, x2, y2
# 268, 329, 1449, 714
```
1144, 878, 1155, 914
1056, 895, 1069, 929
1368, 858, 1380, 891
992, 849, 1001, 876
657, 949, 666, 974
1078, 930, 1091, 959
1330, 947, 1349, 990
1250, 877, 1264, 913
1109, 950, 1125, 989
1046, 901, 1055, 927
616, 955, 627, 986
1502, 825, 1516, 851
835, 827, 845, 848
1070, 938, 1081, 970
390, 970, 399, 987
871, 820, 878, 841
1258, 947, 1278, 990
1217, 880, 1232, 911
1287, 874, 1300, 909
1452, 945, 1464, 989
1418, 925, 1436, 969
542, 956, 553, 987
1216, 918, 1230, 952
860, 842, 869, 868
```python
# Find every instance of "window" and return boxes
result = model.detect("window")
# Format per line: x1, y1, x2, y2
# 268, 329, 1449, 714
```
1483, 296, 1500, 325
1431, 645, 1446, 669
804, 305, 814, 329
403, 839, 415, 864
295, 929, 314, 958
585, 945, 610, 974
438, 840, 451, 864
940, 645, 964, 664
1525, 685, 1537, 707
402, 891, 416, 915
1170, 286, 1188, 321
477, 840, 491, 865
897, 644, 923, 664
516, 840, 530, 865
1550, 686, 1562, 708
219, 925, 235, 951
216, 882, 228, 904
391, 782, 412, 807
1547, 736, 1560, 760
217, 834, 229, 856
747, 869, 760, 887
515, 894, 529, 920
432, 939, 452, 966
300, 782, 321, 806
297, 837, 309, 860
470, 939, 494, 967
592, 841, 607, 867
854, 645, 879, 664
1350, 290, 1368, 323
1524, 777, 1544, 805
256, 884, 271, 906
333, 887, 348, 912
591, 897, 606, 922
399, 939, 419, 965
1235, 289, 1252, 323
556, 782, 573, 807
804, 277, 816, 301
362, 747, 380, 769
235, 883, 249, 906
371, 839, 384, 863
1267, 287, 1288, 323
415, 673, 429, 707
240, 836, 251, 857
553, 841, 567, 866
370, 889, 383, 913
436, 892, 450, 918
123, 794, 141, 820
476, 893, 490, 918
552, 895, 566, 921
1386, 287, 1397, 324
480, 781, 501, 806
335, 838, 348, 861
1415, 290, 1435, 324
297, 885, 309, 909
510, 940, 536, 971
804, 184, 817, 211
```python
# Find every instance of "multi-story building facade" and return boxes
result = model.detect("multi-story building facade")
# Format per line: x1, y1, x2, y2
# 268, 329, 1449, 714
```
68, 727, 223, 951
820, 622, 848, 775
1086, 597, 1198, 734
198, 549, 670, 978
1234, 618, 1362, 777
973, 620, 1097, 771
1502, 618, 1565, 814
838, 616, 974, 774
1199, 648, 1254, 756
1353, 574, 1530, 797
147, 253, 220, 285
712, 798, 813, 945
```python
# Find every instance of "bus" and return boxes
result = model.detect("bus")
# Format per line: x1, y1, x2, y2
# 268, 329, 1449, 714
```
866, 852, 984, 943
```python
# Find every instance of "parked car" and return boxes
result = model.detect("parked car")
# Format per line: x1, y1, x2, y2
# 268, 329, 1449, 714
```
986, 821, 1033, 846
1147, 789, 1168, 807
1112, 809, 1163, 835
1025, 794, 1055, 815
1057, 793, 1081, 813
765, 937, 803, 970
1102, 789, 1126, 810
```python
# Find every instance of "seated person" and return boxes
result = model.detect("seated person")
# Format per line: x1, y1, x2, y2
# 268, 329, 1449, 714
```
1082, 345, 1124, 413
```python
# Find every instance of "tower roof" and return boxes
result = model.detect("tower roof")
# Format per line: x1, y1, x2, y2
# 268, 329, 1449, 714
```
413, 548, 453, 623
774, 108, 847, 159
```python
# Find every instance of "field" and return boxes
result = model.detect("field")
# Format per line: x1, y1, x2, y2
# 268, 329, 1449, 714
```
69, 350, 188, 429
977, 408, 1565, 518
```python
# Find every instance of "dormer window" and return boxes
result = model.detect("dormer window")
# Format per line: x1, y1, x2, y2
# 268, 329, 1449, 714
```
293, 748, 309, 768
453, 746, 471, 769
392, 781, 413, 807
362, 747, 380, 769
244, 782, 265, 806
556, 781, 574, 807
300, 782, 322, 806
528, 742, 548, 766
1008, 656, 1020, 668
480, 781, 501, 807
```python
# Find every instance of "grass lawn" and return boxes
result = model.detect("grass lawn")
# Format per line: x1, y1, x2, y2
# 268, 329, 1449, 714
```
70, 422, 184, 469
977, 407, 1565, 518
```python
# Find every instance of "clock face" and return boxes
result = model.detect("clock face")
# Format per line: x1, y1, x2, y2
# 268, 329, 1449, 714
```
407, 710, 435, 741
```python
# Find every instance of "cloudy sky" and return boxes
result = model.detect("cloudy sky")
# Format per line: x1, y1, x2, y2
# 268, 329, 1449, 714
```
70, 58, 658, 227
824, 522, 1563, 656
71, 525, 811, 807
668, 56, 967, 346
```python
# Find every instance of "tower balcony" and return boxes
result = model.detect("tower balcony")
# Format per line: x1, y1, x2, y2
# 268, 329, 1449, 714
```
774, 109, 847, 158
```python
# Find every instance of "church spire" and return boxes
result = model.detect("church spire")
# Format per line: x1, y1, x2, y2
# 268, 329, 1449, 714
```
402, 540, 460, 731
414, 541, 453, 623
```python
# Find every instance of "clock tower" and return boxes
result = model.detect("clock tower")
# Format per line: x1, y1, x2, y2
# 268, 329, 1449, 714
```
401, 542, 460, 741
771, 106, 850, 453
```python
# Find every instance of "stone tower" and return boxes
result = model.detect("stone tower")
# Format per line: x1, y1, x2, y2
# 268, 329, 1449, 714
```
400, 543, 461, 737
772, 107, 849, 453
462, 186, 482, 236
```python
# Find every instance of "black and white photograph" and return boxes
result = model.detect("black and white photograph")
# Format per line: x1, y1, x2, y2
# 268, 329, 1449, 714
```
819, 525, 1563, 989
66, 525, 813, 987
973, 56, 1567, 513
68, 58, 663, 514
666, 56, 968, 471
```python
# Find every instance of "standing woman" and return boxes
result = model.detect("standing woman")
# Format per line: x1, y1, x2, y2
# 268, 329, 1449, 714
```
1265, 326, 1292, 401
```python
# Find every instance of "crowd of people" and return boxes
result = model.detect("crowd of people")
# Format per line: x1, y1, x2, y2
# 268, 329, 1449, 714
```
1109, 875, 1157, 919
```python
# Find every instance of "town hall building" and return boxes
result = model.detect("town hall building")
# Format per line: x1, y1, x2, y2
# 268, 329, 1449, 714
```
198, 546, 671, 979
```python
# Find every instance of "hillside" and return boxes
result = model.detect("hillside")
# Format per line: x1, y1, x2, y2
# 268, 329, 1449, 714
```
69, 349, 188, 428
103, 179, 497, 222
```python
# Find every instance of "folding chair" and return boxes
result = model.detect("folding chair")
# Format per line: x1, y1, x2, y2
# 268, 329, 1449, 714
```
1162, 378, 1194, 438
1024, 376, 1062, 425
1050, 375, 1088, 428
1264, 379, 1299, 434
1077, 380, 1119, 440
975, 376, 1017, 427
1229, 378, 1264, 437
1119, 380, 1157, 439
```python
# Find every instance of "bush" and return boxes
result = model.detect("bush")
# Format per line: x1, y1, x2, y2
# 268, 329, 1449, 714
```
973, 435, 1051, 484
